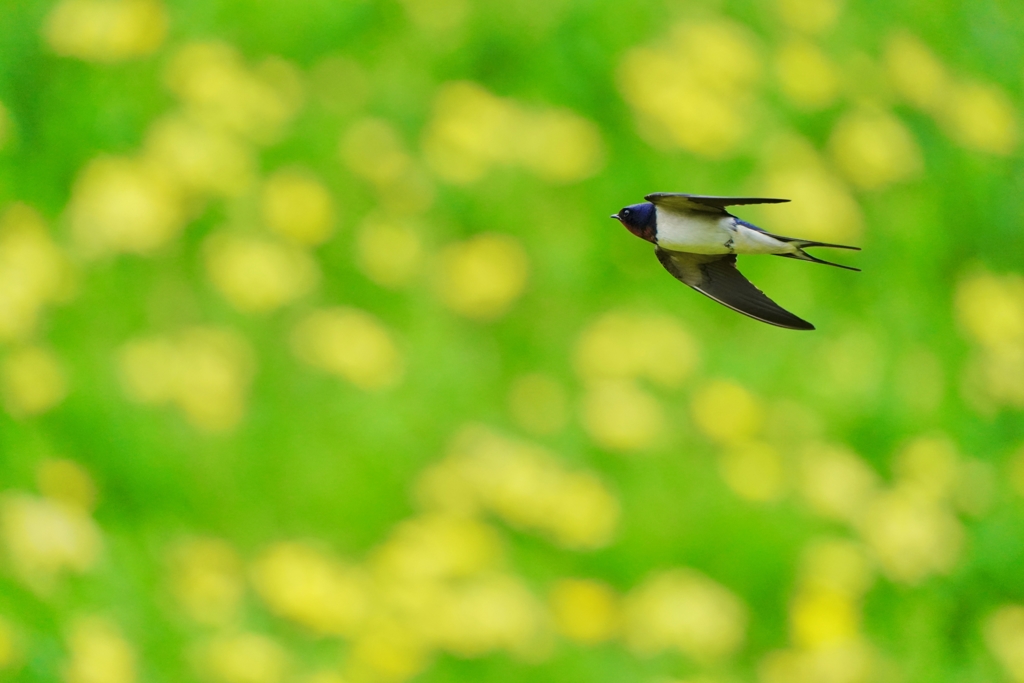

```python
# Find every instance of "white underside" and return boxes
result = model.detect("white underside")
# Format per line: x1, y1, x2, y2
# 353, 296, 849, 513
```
654, 209, 797, 255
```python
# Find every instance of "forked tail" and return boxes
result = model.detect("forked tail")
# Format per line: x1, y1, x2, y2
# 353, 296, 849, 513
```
766, 234, 861, 272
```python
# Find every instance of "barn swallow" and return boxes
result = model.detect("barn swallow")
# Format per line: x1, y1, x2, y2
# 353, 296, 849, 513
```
612, 193, 859, 330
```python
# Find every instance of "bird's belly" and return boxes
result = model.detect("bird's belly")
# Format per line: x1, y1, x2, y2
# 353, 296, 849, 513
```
655, 213, 734, 254
730, 225, 794, 254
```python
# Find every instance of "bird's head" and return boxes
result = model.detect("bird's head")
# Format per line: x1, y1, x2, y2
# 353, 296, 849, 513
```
611, 202, 656, 243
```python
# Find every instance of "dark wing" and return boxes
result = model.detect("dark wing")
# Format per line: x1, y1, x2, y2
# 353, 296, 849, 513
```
645, 193, 790, 214
655, 248, 814, 330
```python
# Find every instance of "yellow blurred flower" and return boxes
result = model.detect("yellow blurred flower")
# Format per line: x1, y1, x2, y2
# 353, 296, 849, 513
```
798, 443, 878, 523
690, 379, 763, 445
718, 441, 787, 503
515, 108, 604, 184
37, 459, 97, 512
829, 108, 922, 190
197, 633, 289, 683
340, 118, 413, 186
951, 459, 995, 518
355, 214, 424, 289
1, 346, 69, 418
44, 0, 167, 63
623, 568, 747, 662
64, 616, 136, 683
0, 616, 17, 670
940, 81, 1018, 155
168, 537, 245, 627
759, 641, 875, 683
165, 42, 303, 145
117, 327, 255, 432
373, 514, 504, 583
345, 619, 429, 683
752, 133, 863, 243
507, 373, 568, 436
260, 167, 336, 246
892, 434, 959, 502
422, 81, 603, 184
956, 270, 1024, 350
618, 20, 761, 157
0, 493, 102, 588
573, 310, 698, 388
790, 588, 860, 649
68, 156, 185, 257
290, 307, 403, 391
204, 233, 319, 313
251, 541, 371, 637
857, 489, 963, 585
143, 114, 256, 198
549, 578, 619, 644
775, 0, 843, 33
415, 426, 619, 549
580, 380, 665, 452
0, 204, 73, 342
984, 605, 1024, 683
430, 573, 550, 659
434, 233, 529, 320
884, 32, 948, 112
775, 40, 840, 110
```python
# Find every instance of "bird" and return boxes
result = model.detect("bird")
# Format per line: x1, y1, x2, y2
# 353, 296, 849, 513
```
611, 193, 859, 330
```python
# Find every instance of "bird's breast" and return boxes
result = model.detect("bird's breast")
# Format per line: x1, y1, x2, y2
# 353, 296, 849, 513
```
654, 210, 734, 254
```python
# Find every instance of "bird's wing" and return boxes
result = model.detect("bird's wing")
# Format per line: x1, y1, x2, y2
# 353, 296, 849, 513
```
645, 193, 790, 214
655, 248, 814, 330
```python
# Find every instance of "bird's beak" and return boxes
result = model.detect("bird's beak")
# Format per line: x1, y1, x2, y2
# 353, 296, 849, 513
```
610, 213, 620, 220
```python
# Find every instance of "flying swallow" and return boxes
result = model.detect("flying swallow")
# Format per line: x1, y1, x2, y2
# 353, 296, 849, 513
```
612, 193, 859, 330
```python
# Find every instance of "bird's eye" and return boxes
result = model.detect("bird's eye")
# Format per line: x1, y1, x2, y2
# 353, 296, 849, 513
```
621, 208, 631, 217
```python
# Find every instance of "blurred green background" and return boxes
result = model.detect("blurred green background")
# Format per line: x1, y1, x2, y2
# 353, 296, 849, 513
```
2, 0, 1024, 682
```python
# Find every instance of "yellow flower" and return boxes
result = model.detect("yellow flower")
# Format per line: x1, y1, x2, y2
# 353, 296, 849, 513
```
164, 42, 303, 145
64, 616, 136, 683
0, 616, 18, 670
549, 579, 619, 644
690, 379, 763, 445
573, 310, 698, 388
0, 493, 102, 588
0, 203, 74, 343
197, 633, 289, 683
167, 537, 245, 627
623, 568, 747, 662
798, 442, 878, 523
580, 380, 665, 452
775, 40, 840, 110
260, 168, 336, 246
984, 605, 1024, 682
718, 441, 787, 502
355, 214, 424, 289
373, 514, 504, 583
204, 233, 319, 313
1, 346, 69, 418
884, 32, 948, 112
857, 489, 963, 585
290, 307, 403, 391
434, 233, 529, 320
117, 327, 255, 432
940, 80, 1018, 155
44, 0, 167, 63
829, 108, 922, 190
37, 459, 97, 512
251, 541, 371, 636
68, 156, 185, 257
143, 114, 256, 198
774, 0, 843, 33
